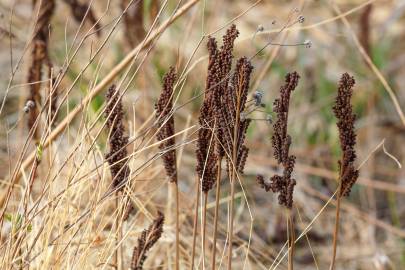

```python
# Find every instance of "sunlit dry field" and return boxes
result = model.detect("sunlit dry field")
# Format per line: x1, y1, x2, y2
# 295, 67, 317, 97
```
0, 0, 404, 269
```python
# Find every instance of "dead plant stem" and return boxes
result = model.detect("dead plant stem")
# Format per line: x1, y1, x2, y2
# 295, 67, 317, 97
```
211, 157, 222, 270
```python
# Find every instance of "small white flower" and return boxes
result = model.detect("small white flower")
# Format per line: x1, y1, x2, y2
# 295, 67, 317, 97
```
266, 114, 273, 124
304, 39, 312, 48
253, 90, 263, 106
297, 15, 305, 24
26, 100, 35, 108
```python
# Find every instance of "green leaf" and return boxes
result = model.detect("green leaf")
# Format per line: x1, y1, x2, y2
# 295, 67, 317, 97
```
4, 213, 12, 222
27, 224, 32, 233
15, 213, 23, 230
36, 144, 43, 162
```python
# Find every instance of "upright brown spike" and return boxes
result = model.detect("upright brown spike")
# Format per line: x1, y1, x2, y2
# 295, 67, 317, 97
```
219, 57, 253, 172
155, 67, 178, 183
330, 73, 359, 270
104, 85, 130, 190
333, 73, 359, 196
196, 38, 219, 193
256, 72, 300, 209
131, 212, 164, 270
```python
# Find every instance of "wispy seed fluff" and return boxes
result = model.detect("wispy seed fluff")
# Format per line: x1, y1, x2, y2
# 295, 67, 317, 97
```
131, 212, 164, 270
155, 67, 178, 183
333, 73, 359, 196
257, 72, 300, 209
105, 85, 130, 190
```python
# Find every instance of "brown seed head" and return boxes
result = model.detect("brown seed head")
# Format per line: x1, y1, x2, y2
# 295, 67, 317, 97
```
333, 73, 359, 196
105, 85, 130, 190
197, 45, 218, 192
155, 67, 178, 183
131, 212, 164, 270
258, 72, 300, 209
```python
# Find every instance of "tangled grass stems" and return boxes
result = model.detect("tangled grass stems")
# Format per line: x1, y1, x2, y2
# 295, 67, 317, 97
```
0, 0, 200, 218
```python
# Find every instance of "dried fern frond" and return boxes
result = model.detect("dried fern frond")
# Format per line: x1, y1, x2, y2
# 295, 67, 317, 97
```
155, 67, 177, 183
196, 38, 218, 193
257, 72, 300, 209
333, 73, 359, 196
131, 212, 164, 270
105, 85, 130, 190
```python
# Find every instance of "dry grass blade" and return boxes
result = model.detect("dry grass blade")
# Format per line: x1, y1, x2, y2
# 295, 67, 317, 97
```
105, 85, 130, 190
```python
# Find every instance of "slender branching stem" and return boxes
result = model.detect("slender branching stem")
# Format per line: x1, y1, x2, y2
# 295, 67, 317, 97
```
211, 157, 222, 270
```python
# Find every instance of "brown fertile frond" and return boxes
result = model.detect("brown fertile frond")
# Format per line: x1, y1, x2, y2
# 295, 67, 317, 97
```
257, 72, 300, 209
210, 25, 239, 158
204, 25, 253, 176
223, 57, 253, 173
63, 0, 101, 36
131, 212, 164, 270
121, 0, 146, 47
105, 85, 130, 190
333, 73, 359, 197
197, 26, 253, 193
155, 67, 177, 183
271, 72, 299, 164
27, 0, 55, 139
196, 38, 219, 193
